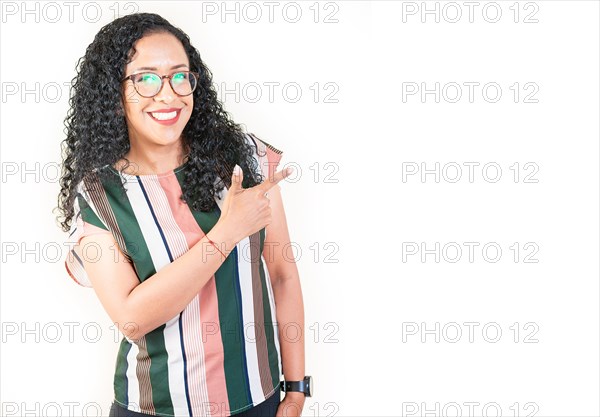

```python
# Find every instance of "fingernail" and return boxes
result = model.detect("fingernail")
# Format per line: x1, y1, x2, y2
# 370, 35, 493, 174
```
233, 164, 241, 175
286, 166, 293, 175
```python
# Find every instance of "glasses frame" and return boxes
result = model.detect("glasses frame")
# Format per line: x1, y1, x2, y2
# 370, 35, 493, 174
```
121, 71, 200, 98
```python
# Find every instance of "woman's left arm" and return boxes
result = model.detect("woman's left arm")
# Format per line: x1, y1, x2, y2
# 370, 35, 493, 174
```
262, 182, 306, 415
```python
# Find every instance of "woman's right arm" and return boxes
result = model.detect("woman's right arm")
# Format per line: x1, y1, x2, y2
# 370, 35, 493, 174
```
79, 221, 237, 341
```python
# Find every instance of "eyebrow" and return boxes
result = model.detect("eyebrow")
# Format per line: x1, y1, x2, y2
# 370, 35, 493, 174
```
133, 64, 189, 71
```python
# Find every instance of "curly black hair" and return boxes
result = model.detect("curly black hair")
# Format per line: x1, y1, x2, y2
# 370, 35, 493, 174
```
56, 12, 265, 233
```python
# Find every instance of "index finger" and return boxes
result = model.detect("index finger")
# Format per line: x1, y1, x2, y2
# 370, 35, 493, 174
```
255, 167, 292, 193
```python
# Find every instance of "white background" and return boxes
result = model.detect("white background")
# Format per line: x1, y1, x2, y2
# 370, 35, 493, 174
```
0, 1, 598, 416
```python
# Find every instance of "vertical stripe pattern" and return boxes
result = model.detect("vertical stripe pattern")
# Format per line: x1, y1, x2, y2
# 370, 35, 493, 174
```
64, 133, 285, 416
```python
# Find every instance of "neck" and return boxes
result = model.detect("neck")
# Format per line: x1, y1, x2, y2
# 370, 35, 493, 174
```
117, 139, 188, 175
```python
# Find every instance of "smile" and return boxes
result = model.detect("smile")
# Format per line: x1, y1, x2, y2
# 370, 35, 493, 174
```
147, 109, 182, 125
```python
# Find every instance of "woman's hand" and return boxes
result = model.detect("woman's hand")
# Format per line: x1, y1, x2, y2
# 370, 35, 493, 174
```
217, 163, 292, 244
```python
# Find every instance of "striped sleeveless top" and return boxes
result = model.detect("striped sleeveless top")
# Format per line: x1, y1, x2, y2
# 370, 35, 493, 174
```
64, 133, 284, 417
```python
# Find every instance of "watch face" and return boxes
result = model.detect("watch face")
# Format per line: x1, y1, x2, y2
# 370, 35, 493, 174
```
306, 376, 313, 397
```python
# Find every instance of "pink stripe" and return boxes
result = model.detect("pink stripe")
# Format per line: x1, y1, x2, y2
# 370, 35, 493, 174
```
153, 175, 209, 412
182, 294, 211, 414
158, 175, 229, 415
140, 176, 188, 257
158, 175, 206, 248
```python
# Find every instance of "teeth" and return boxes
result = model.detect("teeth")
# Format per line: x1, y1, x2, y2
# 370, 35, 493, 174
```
150, 111, 178, 121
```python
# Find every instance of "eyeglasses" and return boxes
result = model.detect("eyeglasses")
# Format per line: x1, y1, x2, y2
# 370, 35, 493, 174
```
121, 71, 199, 98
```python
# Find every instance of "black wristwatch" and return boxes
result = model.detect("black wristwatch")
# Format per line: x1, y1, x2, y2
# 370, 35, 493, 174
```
281, 376, 312, 397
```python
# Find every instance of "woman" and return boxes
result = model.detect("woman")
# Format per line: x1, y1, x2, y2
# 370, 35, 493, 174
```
56, 13, 308, 417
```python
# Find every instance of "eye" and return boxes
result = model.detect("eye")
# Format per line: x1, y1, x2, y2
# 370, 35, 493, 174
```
136, 73, 160, 84
172, 72, 187, 83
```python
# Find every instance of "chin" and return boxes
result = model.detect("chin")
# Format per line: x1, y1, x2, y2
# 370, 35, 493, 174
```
156, 134, 185, 145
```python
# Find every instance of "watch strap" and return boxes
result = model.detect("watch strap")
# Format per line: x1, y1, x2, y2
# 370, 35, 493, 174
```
280, 376, 311, 396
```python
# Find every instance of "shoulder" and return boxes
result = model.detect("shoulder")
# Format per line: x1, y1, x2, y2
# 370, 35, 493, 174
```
244, 132, 285, 178
64, 169, 122, 287
73, 171, 112, 232
245, 132, 284, 155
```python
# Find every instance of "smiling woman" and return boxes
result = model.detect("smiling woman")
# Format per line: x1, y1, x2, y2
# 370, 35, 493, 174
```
117, 32, 195, 174
55, 12, 307, 417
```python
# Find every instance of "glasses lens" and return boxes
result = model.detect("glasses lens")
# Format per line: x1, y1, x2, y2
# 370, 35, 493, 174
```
134, 73, 162, 97
171, 72, 197, 96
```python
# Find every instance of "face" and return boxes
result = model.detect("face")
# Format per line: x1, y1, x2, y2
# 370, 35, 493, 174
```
121, 32, 193, 150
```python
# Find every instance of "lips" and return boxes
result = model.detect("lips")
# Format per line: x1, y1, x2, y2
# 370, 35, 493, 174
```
147, 108, 182, 125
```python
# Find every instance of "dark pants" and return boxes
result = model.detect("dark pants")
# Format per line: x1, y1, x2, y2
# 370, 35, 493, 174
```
109, 390, 281, 417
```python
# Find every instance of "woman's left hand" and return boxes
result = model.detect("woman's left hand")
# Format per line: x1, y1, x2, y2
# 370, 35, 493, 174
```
276, 392, 305, 417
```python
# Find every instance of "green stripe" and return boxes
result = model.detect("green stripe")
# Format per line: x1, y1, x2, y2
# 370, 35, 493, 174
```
145, 327, 173, 415
215, 249, 250, 410
179, 168, 221, 237
114, 339, 132, 404
258, 226, 282, 385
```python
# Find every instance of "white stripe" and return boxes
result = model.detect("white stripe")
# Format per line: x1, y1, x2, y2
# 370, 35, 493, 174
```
126, 342, 141, 411
126, 178, 171, 269
163, 314, 191, 417
237, 236, 265, 404
126, 179, 189, 415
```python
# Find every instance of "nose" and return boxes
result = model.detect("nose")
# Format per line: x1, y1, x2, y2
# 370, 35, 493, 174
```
154, 76, 175, 103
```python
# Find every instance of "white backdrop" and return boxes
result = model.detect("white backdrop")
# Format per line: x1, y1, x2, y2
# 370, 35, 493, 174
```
0, 1, 598, 416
